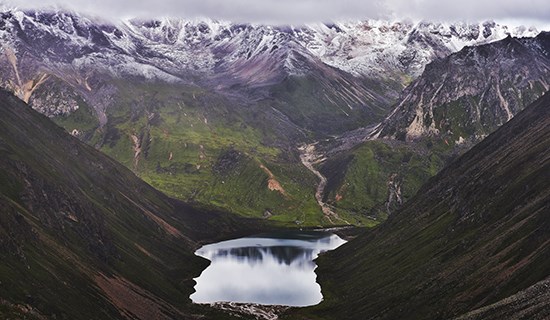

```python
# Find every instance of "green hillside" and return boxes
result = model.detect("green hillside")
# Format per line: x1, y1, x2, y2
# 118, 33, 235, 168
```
0, 89, 264, 319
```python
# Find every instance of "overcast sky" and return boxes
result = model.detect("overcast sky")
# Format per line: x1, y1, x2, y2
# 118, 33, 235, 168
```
2, 0, 550, 28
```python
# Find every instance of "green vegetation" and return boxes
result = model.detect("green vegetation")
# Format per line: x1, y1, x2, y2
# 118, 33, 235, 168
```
49, 77, 453, 227
53, 80, 328, 226
52, 97, 100, 139
0, 90, 263, 319
269, 74, 394, 135
429, 80, 548, 144
320, 140, 447, 221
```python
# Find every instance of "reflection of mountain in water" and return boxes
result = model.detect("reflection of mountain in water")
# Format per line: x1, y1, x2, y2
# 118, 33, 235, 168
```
192, 232, 346, 306
212, 246, 317, 266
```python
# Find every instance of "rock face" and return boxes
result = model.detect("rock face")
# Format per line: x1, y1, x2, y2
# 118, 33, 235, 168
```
301, 92, 550, 320
0, 89, 258, 319
373, 32, 550, 142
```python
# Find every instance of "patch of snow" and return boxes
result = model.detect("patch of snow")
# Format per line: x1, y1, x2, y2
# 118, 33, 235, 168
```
0, 7, 543, 89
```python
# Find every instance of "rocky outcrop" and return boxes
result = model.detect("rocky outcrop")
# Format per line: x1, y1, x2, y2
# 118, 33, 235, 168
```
385, 173, 403, 214
373, 32, 550, 142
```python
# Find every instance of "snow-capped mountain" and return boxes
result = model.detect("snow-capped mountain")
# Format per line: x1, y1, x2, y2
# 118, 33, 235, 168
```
294, 20, 539, 77
104, 18, 540, 80
0, 7, 540, 82
0, 6, 544, 135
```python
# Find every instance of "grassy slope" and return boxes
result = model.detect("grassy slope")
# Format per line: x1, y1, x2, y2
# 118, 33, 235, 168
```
288, 92, 550, 319
320, 139, 448, 223
0, 90, 263, 319
268, 74, 397, 135
54, 80, 324, 226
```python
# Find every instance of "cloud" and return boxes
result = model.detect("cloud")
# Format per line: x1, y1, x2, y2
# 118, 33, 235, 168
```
2, 0, 549, 27
1, 0, 387, 24
384, 0, 550, 22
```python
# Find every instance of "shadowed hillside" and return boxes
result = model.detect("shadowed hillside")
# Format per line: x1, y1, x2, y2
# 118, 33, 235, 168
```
0, 89, 264, 319
290, 91, 550, 319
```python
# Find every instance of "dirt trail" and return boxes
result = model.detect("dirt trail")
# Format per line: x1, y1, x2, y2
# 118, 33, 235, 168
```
298, 143, 350, 225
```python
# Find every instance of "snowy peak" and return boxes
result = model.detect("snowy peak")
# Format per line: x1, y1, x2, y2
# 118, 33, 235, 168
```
291, 20, 540, 77
122, 18, 234, 46
0, 8, 128, 66
1, 7, 542, 81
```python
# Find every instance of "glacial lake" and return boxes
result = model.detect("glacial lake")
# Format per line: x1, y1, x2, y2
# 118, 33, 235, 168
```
190, 231, 346, 306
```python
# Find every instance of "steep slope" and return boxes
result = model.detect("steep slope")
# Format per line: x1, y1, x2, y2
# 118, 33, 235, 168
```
291, 91, 550, 319
453, 278, 550, 320
0, 89, 261, 319
316, 32, 550, 219
374, 31, 550, 142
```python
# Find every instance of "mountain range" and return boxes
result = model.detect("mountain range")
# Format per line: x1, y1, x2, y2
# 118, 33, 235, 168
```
0, 7, 546, 224
0, 5, 549, 320
308, 30, 549, 221
0, 7, 540, 135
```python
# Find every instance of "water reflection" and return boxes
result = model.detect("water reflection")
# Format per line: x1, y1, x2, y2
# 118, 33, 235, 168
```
191, 231, 346, 306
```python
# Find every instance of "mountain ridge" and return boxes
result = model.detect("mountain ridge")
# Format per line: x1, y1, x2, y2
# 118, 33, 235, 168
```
1, 7, 539, 77
373, 31, 550, 142
292, 90, 550, 320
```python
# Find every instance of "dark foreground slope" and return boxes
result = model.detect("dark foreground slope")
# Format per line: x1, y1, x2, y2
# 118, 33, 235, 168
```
0, 89, 261, 319
292, 92, 550, 319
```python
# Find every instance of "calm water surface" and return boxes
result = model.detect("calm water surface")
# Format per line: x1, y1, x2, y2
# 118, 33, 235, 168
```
190, 231, 346, 306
